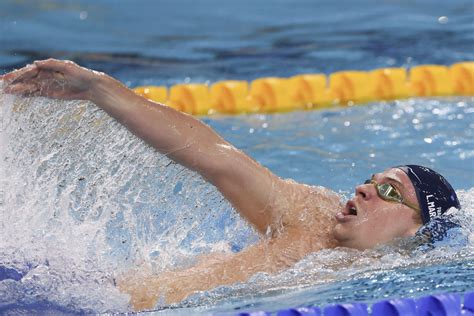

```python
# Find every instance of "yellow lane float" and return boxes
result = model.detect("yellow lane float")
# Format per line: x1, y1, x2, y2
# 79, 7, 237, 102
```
133, 62, 474, 115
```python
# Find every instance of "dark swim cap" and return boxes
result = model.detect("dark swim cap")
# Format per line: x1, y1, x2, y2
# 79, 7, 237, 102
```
397, 165, 461, 224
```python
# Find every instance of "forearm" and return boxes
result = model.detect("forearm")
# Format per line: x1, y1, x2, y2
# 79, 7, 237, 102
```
159, 259, 250, 304
149, 233, 305, 305
89, 75, 229, 178
120, 250, 263, 310
145, 245, 276, 306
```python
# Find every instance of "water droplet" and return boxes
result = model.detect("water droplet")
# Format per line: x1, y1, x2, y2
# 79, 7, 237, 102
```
387, 58, 396, 66
79, 11, 88, 20
344, 121, 351, 127
438, 16, 449, 24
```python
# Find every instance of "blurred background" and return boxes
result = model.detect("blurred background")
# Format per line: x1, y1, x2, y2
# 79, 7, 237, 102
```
1, 0, 473, 87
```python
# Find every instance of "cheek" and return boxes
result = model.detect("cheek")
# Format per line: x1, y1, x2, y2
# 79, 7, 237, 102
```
370, 205, 409, 235
367, 202, 398, 221
356, 204, 396, 232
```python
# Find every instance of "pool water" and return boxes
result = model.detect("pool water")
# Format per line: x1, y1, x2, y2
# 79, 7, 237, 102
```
1, 0, 473, 314
0, 94, 472, 314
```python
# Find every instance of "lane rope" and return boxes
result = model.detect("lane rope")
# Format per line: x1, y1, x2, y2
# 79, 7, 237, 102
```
232, 291, 474, 315
133, 62, 474, 115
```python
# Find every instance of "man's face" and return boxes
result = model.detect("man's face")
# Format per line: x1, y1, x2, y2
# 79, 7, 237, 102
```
333, 168, 422, 250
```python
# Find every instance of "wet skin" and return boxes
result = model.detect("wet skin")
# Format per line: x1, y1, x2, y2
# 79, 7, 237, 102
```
1, 60, 423, 310
333, 168, 422, 250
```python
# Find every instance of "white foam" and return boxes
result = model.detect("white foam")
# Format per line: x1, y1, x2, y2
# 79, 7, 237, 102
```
0, 95, 256, 312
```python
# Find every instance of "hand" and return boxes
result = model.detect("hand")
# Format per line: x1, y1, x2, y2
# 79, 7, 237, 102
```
1, 59, 104, 101
116, 268, 191, 311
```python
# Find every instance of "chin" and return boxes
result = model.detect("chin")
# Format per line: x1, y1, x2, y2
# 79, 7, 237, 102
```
332, 224, 353, 246
332, 226, 373, 250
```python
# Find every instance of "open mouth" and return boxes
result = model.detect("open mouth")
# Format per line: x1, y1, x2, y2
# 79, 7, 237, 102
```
346, 200, 358, 216
335, 200, 358, 222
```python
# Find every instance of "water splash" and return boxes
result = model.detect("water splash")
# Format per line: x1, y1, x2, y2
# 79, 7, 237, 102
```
0, 93, 256, 313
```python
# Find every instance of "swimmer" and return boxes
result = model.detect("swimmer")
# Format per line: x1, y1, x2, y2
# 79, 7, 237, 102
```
0, 59, 461, 311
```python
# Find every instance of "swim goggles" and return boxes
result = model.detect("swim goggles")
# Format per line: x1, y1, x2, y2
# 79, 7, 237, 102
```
364, 178, 421, 213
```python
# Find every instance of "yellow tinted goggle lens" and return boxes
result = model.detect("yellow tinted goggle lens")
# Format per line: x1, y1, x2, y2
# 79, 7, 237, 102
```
364, 178, 421, 213
364, 179, 402, 202
378, 183, 402, 201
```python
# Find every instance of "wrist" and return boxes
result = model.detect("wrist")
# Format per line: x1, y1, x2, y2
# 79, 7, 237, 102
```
87, 73, 130, 105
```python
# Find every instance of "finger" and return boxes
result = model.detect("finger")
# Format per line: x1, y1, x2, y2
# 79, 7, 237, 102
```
3, 65, 40, 84
4, 82, 39, 95
34, 59, 75, 74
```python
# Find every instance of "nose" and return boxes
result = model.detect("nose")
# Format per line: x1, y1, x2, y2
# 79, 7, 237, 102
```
355, 183, 374, 200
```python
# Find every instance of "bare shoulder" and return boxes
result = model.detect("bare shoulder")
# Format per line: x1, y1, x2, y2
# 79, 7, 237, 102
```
277, 179, 342, 245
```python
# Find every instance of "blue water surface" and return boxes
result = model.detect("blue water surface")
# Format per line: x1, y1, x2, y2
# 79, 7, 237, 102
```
1, 0, 473, 85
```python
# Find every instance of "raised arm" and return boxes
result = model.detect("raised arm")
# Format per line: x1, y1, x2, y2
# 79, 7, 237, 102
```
1, 59, 290, 234
2, 60, 344, 312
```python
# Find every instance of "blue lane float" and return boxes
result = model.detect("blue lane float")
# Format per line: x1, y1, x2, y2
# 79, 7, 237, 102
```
324, 303, 368, 316
277, 307, 321, 316
417, 293, 461, 315
230, 291, 474, 316
465, 292, 474, 313
372, 298, 417, 316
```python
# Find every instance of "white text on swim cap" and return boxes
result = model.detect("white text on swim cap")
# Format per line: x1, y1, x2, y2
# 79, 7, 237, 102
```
426, 194, 442, 218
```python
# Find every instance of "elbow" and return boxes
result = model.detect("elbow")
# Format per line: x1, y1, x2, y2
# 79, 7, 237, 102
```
195, 143, 240, 184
